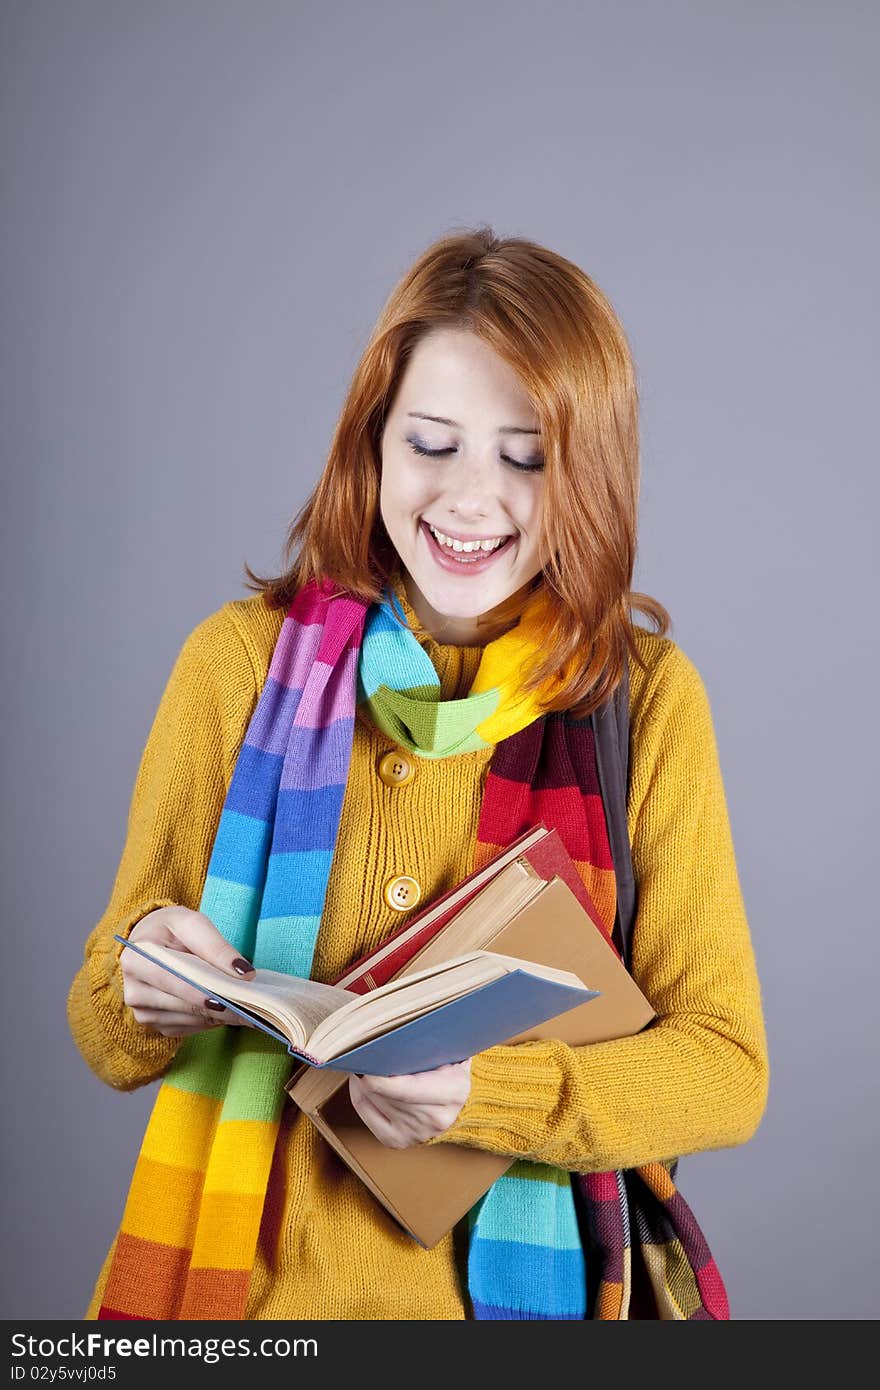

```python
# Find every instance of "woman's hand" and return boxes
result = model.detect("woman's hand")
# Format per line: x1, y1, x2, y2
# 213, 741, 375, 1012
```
348, 1059, 472, 1148
122, 905, 257, 1037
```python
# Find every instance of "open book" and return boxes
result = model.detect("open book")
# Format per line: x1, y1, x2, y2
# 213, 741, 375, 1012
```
114, 935, 598, 1075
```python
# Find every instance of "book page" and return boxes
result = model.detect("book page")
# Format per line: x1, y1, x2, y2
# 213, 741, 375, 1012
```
116, 939, 353, 1049
402, 867, 547, 975
309, 951, 588, 1062
308, 953, 506, 1058
230, 971, 360, 1045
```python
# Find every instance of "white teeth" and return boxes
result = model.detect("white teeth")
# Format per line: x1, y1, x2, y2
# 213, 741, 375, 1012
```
427, 524, 507, 553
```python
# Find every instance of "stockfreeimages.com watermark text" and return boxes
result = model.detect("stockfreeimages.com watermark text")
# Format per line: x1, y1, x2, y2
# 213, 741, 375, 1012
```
11, 1332, 317, 1369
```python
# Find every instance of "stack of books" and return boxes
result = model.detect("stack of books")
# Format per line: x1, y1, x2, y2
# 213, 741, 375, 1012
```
286, 823, 655, 1248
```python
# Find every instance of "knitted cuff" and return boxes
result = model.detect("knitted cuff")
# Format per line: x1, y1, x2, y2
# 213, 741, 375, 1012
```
427, 1041, 564, 1156
83, 899, 182, 1074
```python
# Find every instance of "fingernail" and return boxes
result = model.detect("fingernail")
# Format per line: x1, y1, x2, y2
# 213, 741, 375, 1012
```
232, 957, 254, 975
205, 998, 226, 1012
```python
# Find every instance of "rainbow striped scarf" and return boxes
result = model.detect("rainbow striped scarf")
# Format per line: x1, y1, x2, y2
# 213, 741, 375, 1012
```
97, 576, 728, 1321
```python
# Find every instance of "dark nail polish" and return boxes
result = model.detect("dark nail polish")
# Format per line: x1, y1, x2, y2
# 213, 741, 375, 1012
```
205, 998, 226, 1012
232, 957, 254, 975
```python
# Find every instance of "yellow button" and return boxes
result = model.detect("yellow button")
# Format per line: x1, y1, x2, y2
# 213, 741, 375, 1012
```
378, 751, 415, 787
383, 875, 422, 912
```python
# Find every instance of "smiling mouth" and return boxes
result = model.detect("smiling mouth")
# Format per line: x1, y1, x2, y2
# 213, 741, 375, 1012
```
419, 518, 516, 568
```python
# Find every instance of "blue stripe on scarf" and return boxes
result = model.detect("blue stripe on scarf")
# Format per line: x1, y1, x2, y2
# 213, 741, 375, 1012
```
470, 1301, 584, 1321
468, 1238, 587, 1318
272, 787, 348, 851
224, 744, 285, 818
358, 604, 440, 701
201, 876, 261, 949
261, 850, 336, 917
209, 810, 274, 885
467, 1165, 587, 1319
468, 1172, 583, 1247
246, 914, 326, 975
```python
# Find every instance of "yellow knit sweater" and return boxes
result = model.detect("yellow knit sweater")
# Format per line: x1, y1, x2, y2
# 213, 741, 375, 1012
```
68, 580, 768, 1320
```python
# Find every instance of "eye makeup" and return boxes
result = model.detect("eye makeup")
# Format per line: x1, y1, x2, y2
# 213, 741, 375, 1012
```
405, 438, 544, 475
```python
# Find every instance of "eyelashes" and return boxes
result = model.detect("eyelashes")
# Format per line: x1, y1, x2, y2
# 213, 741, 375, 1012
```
406, 439, 544, 474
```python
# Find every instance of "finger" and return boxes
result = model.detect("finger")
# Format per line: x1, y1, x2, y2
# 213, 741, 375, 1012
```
123, 978, 228, 1017
361, 1059, 470, 1089
134, 1010, 225, 1035
354, 1091, 462, 1144
351, 1087, 460, 1118
120, 952, 229, 1012
131, 908, 255, 981
137, 1010, 255, 1033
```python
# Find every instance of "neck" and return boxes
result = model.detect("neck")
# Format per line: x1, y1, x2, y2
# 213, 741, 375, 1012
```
398, 570, 533, 647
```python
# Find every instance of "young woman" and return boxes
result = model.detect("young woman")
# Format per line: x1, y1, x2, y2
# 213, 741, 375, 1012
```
68, 227, 769, 1321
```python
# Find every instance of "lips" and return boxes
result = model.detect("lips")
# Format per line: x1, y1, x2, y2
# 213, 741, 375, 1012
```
419, 519, 515, 573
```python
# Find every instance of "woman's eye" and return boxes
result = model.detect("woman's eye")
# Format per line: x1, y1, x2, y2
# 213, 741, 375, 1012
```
406, 439, 544, 474
408, 440, 454, 459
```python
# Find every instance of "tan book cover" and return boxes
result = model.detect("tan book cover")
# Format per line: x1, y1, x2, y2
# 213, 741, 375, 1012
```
287, 871, 654, 1247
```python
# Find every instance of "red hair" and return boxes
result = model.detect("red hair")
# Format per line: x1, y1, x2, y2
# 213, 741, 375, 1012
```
244, 225, 670, 719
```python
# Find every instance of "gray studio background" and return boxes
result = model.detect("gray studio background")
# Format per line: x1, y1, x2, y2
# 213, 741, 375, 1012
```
3, 1, 877, 1320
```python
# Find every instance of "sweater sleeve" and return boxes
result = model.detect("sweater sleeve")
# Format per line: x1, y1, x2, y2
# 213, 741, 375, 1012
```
430, 643, 770, 1171
66, 606, 259, 1092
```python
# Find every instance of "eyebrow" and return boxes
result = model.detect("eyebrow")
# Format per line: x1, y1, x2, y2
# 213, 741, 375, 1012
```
406, 411, 541, 436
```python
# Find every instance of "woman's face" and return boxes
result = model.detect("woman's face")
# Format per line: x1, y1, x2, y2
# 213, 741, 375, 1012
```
379, 328, 546, 644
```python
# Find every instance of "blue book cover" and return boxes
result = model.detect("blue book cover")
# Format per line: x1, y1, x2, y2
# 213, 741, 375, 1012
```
312, 971, 596, 1074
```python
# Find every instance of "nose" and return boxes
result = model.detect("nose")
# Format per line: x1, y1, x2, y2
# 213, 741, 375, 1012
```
442, 451, 493, 520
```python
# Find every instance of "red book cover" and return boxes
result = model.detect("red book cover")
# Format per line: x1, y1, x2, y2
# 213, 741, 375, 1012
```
330, 822, 615, 996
